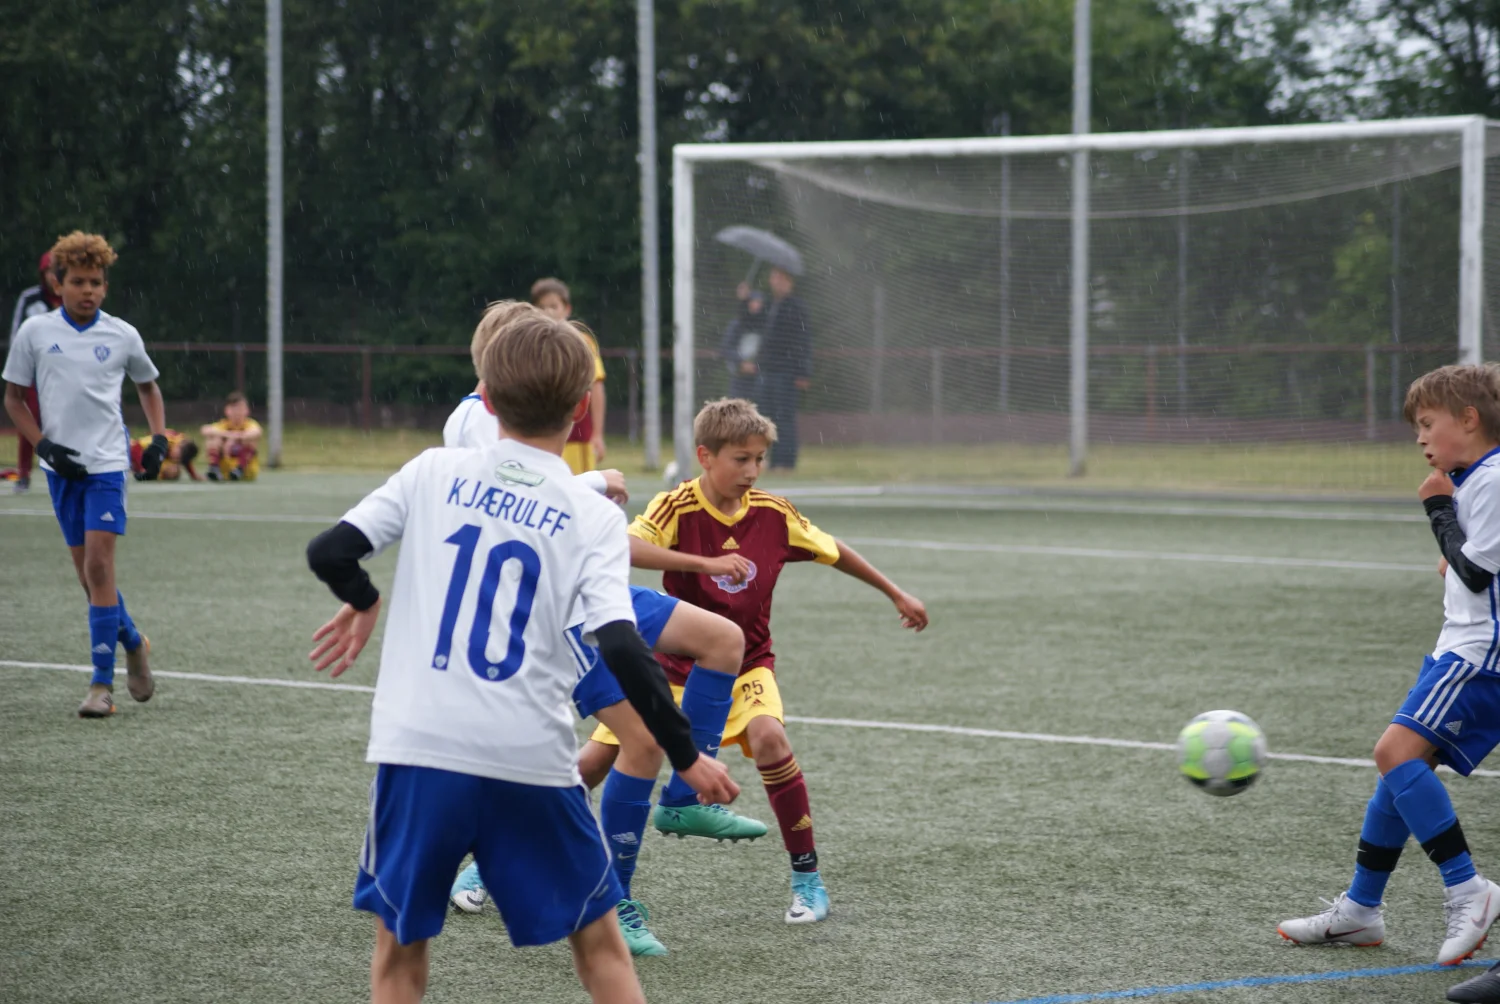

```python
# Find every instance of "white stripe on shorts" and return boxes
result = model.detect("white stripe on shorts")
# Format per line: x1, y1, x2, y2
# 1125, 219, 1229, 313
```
1427, 661, 1481, 730
361, 772, 379, 875
1414, 659, 1468, 724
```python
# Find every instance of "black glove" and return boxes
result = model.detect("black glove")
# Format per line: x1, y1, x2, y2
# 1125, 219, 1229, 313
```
136, 434, 169, 481
36, 438, 86, 479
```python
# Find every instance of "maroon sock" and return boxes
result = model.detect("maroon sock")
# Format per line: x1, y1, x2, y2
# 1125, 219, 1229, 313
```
759, 754, 818, 871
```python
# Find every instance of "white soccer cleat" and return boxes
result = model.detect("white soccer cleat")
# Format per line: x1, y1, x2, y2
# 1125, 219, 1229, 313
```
1439, 877, 1500, 965
785, 871, 829, 925
1276, 892, 1385, 947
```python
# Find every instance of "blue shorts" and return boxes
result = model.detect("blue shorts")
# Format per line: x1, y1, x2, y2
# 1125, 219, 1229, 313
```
571, 586, 679, 720
354, 764, 619, 947
1393, 652, 1500, 776
46, 471, 127, 547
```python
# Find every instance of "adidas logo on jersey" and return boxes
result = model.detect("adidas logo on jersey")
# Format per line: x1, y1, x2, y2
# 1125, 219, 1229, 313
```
1446, 720, 1464, 736
791, 814, 813, 831
722, 536, 739, 550
100, 512, 115, 522
47, 343, 63, 354
92, 643, 112, 655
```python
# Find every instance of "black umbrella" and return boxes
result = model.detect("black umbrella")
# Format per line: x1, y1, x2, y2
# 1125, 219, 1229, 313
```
713, 225, 805, 277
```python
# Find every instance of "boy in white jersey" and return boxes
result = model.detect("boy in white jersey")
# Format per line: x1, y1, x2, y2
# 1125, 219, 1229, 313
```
2, 232, 170, 717
305, 305, 737, 1004
1279, 365, 1500, 967
442, 302, 764, 957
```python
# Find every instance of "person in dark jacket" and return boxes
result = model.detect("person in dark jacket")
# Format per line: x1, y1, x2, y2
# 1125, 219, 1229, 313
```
756, 268, 812, 470
7, 252, 58, 494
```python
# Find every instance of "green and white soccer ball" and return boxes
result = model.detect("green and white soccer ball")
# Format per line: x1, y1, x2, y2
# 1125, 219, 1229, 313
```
1177, 710, 1267, 797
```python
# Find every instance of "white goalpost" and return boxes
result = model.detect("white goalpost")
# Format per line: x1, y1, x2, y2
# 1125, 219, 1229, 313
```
669, 115, 1500, 485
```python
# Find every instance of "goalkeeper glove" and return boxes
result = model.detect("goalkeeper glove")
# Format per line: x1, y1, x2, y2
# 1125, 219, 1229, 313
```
36, 438, 86, 479
136, 434, 170, 481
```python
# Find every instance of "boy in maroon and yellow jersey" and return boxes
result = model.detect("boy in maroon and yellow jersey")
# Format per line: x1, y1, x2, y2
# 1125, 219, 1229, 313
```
586, 397, 928, 925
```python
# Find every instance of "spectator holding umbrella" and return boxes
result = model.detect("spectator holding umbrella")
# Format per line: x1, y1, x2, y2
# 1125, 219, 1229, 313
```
712, 227, 812, 470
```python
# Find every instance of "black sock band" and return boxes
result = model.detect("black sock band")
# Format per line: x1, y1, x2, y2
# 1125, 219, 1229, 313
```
1357, 839, 1404, 873
1421, 822, 1470, 865
791, 850, 818, 874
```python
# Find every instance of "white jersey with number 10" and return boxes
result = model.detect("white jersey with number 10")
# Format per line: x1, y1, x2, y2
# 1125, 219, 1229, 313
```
340, 439, 636, 788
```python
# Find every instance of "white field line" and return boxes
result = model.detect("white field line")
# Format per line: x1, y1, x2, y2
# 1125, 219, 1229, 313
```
838, 536, 1431, 573
5, 659, 1491, 778
809, 495, 1426, 523
0, 509, 1429, 573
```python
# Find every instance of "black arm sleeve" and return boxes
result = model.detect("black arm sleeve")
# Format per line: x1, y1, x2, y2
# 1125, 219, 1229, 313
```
593, 620, 698, 772
306, 521, 381, 611
1425, 496, 1496, 593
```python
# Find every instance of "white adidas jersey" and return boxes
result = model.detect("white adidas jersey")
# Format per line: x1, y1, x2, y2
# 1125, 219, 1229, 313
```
1434, 450, 1500, 667
343, 439, 636, 786
1, 309, 159, 474
443, 393, 607, 495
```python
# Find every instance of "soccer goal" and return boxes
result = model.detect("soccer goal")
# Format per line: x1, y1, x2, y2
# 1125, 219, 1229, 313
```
668, 116, 1500, 492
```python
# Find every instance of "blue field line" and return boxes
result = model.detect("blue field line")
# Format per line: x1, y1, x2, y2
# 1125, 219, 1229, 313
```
989, 960, 1489, 1004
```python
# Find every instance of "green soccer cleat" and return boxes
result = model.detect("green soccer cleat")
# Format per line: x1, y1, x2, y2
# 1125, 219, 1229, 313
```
616, 899, 667, 956
652, 803, 768, 842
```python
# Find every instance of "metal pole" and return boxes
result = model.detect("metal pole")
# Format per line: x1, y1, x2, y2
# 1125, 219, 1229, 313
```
266, 0, 284, 467
1459, 116, 1485, 365
870, 283, 885, 414
1068, 0, 1090, 476
998, 112, 1012, 414
1176, 147, 1189, 414
638, 0, 662, 469
1390, 180, 1402, 418
672, 152, 696, 477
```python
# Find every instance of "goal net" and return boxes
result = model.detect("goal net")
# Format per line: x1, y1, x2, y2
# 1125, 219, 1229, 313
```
671, 117, 1500, 494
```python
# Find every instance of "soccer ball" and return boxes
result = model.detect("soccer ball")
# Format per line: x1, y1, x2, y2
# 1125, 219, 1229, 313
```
1176, 710, 1267, 797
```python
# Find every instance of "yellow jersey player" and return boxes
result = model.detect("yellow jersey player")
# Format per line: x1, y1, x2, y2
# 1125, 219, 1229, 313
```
588, 397, 929, 924
130, 429, 199, 481
531, 277, 606, 474
200, 391, 262, 481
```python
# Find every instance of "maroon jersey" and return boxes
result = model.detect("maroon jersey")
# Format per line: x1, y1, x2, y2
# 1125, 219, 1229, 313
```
629, 480, 840, 684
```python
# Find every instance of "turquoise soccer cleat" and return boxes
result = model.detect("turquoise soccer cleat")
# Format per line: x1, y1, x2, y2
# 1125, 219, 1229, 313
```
450, 861, 487, 914
616, 899, 668, 956
786, 870, 829, 924
652, 803, 768, 842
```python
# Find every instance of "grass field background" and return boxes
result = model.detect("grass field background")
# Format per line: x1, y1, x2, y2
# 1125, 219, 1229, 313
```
2, 462, 1493, 1004
0, 425, 1437, 496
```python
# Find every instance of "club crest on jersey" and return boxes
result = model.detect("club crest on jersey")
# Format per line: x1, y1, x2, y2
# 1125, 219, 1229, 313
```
713, 558, 757, 594
94, 345, 111, 363
494, 459, 546, 488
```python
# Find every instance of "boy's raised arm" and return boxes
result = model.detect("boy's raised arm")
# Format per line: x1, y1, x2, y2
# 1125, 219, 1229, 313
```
831, 539, 929, 631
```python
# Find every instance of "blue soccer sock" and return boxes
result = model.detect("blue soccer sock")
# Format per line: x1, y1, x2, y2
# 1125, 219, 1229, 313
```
1348, 777, 1410, 907
658, 666, 737, 808
115, 590, 142, 651
600, 769, 655, 900
1386, 758, 1477, 888
88, 605, 120, 687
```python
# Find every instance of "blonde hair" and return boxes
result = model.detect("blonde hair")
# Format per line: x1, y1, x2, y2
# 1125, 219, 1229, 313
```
470, 300, 534, 377
693, 397, 778, 453
479, 306, 595, 436
49, 231, 117, 280
1403, 364, 1500, 441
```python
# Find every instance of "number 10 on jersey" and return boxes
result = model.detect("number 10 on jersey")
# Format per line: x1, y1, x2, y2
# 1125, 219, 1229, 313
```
432, 524, 541, 681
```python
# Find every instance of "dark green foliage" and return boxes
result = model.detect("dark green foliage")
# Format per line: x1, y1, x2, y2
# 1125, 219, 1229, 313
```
1, 0, 1285, 410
